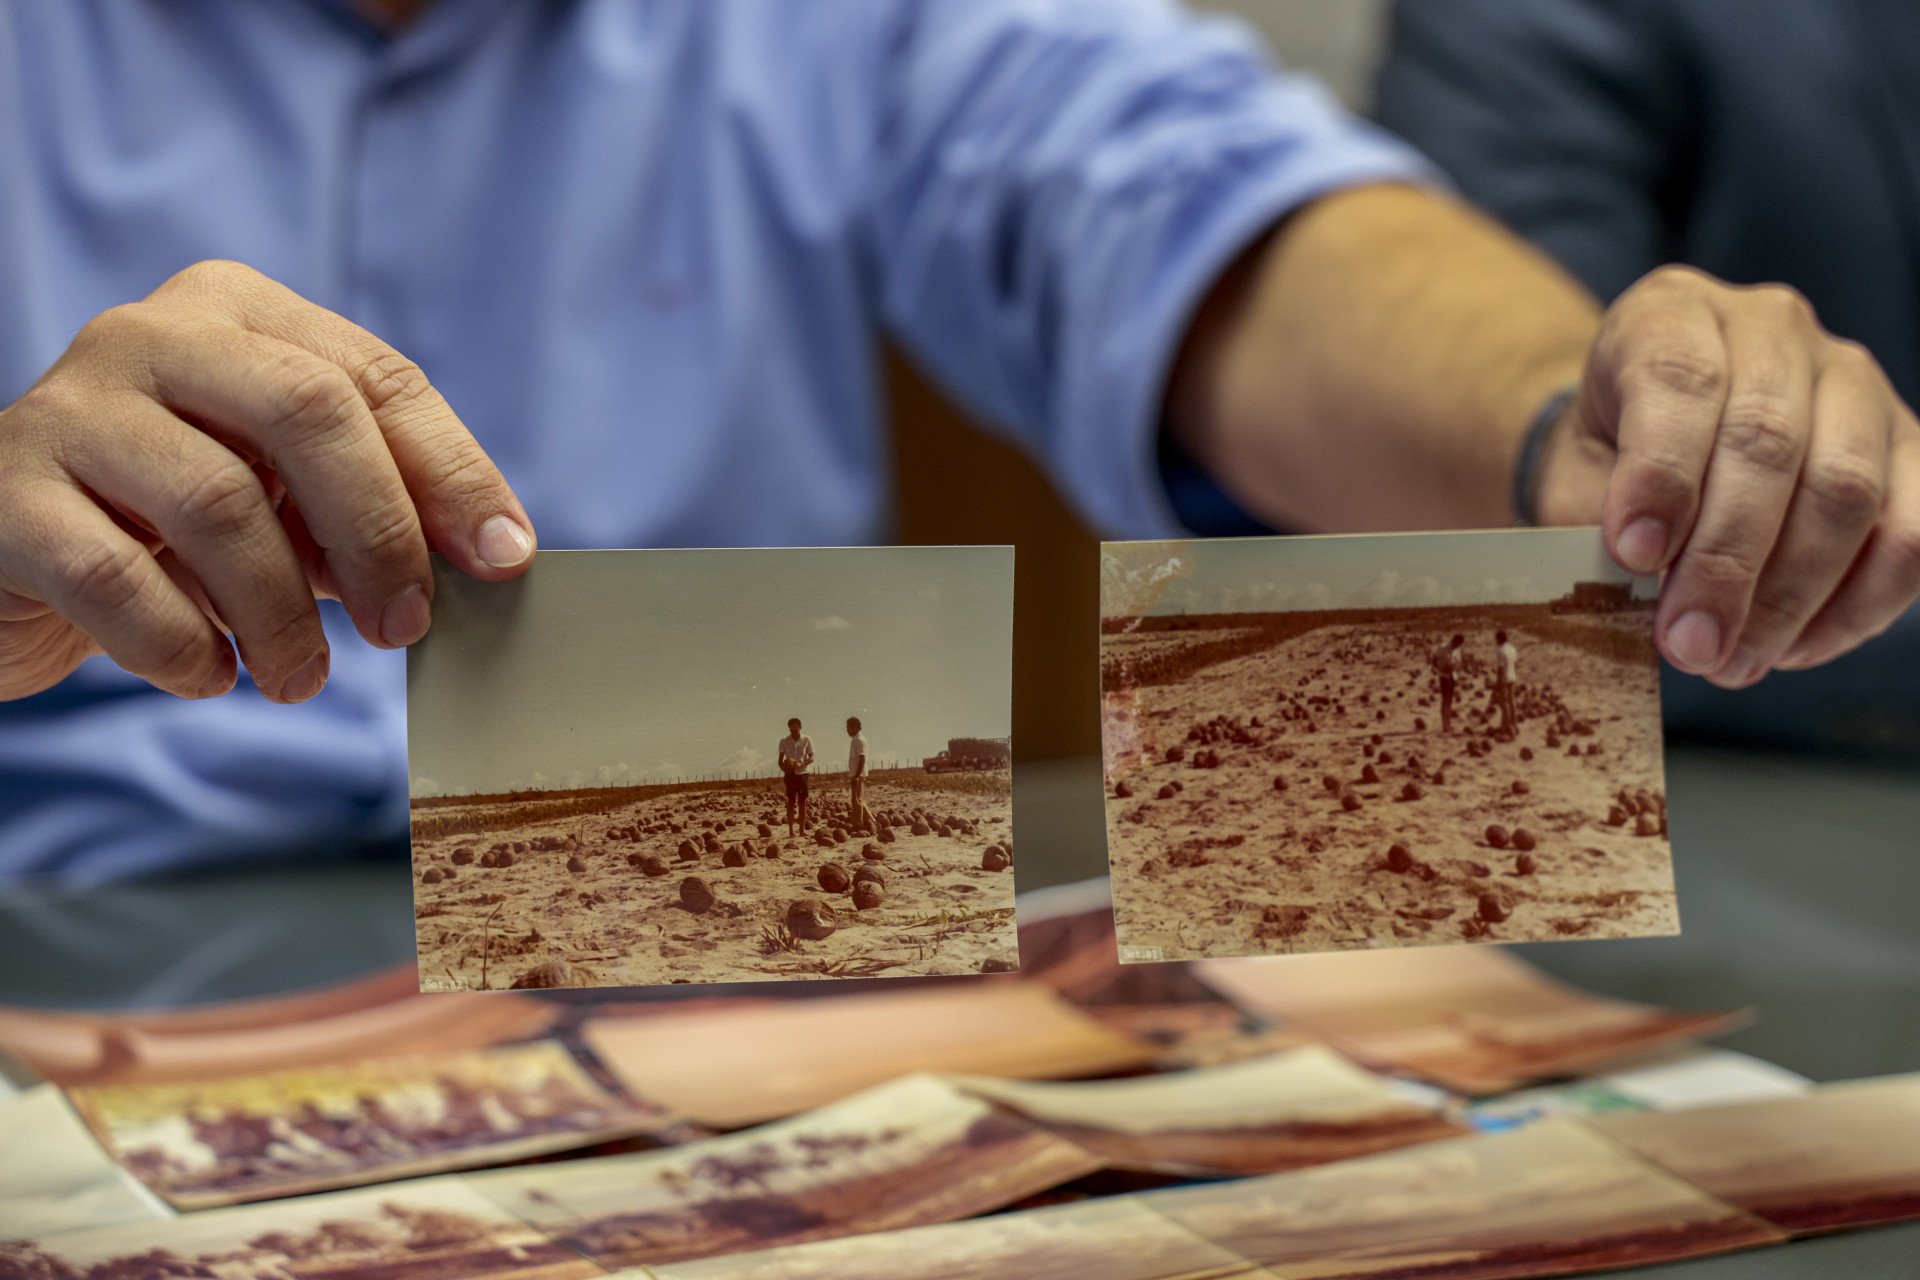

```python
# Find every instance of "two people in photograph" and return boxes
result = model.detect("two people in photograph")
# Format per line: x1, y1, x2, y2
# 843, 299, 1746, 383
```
778, 716, 875, 838
1430, 631, 1520, 738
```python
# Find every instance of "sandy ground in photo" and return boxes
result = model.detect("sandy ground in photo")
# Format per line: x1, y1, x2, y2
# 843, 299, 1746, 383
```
1593, 1074, 1920, 1235
412, 774, 1016, 990
1104, 612, 1677, 960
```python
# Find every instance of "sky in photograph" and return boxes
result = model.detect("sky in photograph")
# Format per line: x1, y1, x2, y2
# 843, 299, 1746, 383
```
408, 547, 1013, 796
1106, 527, 1656, 617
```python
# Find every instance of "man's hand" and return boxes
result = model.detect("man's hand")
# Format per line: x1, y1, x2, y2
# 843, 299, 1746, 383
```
0, 260, 537, 703
1538, 266, 1920, 688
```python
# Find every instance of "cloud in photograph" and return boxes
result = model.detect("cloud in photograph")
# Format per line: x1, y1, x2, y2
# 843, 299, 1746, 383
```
813, 615, 853, 631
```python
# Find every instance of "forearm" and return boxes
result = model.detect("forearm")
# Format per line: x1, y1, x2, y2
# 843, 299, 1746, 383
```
1167, 183, 1602, 532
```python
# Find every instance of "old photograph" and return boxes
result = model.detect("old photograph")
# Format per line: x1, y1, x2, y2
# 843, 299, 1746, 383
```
1101, 528, 1677, 961
0, 1086, 169, 1242
581, 985, 1150, 1128
468, 1074, 1100, 1269
1196, 946, 1744, 1095
0, 1178, 599, 1280
65, 1041, 658, 1209
645, 1196, 1274, 1280
1144, 1118, 1786, 1278
0, 966, 557, 1087
408, 546, 1017, 990
953, 1045, 1468, 1176
1593, 1074, 1920, 1235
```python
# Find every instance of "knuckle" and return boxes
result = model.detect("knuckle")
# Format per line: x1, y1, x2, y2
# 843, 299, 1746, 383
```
1626, 452, 1702, 513
1679, 539, 1766, 593
165, 258, 255, 296
352, 349, 435, 417
1748, 282, 1815, 325
1718, 398, 1805, 474
263, 356, 363, 453
175, 462, 269, 542
57, 539, 148, 613
1744, 585, 1813, 634
351, 493, 424, 568
1800, 457, 1886, 526
1826, 336, 1885, 381
1636, 349, 1728, 403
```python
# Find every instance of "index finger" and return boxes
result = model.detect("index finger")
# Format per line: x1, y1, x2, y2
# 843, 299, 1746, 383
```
170, 263, 538, 582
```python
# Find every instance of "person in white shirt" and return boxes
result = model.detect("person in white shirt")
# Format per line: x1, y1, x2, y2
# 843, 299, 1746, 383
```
1494, 630, 1520, 740
1431, 633, 1466, 734
846, 717, 875, 834
777, 718, 813, 837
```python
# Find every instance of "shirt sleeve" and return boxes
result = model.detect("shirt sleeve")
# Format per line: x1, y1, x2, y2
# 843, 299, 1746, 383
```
1373, 0, 1685, 303
863, 0, 1440, 538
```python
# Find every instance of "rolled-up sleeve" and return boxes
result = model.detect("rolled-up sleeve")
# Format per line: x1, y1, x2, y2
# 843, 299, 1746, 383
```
863, 0, 1439, 538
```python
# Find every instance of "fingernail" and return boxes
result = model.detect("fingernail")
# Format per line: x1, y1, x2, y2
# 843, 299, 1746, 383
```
1617, 517, 1670, 575
198, 661, 237, 699
281, 651, 330, 703
381, 584, 432, 647
1666, 611, 1724, 673
477, 515, 534, 569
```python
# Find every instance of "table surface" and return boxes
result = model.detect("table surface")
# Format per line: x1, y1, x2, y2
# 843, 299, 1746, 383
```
3, 743, 1916, 1277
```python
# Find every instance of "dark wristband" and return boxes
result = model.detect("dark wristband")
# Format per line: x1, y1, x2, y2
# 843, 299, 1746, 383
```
1512, 386, 1578, 527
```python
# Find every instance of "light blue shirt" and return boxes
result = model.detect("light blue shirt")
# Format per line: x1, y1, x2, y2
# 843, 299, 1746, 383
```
0, 0, 1427, 883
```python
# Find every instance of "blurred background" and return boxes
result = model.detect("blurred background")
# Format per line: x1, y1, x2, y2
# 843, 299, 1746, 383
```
894, 0, 1386, 764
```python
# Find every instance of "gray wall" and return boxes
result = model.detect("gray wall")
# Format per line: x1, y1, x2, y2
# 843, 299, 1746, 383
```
1193, 0, 1390, 108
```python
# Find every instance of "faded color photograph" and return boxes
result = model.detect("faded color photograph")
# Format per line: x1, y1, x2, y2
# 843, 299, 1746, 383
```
407, 547, 1017, 990
468, 1074, 1099, 1269
0, 1087, 168, 1242
1197, 947, 1744, 1095
0, 1178, 599, 1280
1101, 528, 1677, 961
953, 1045, 1468, 1176
1593, 1074, 1920, 1235
1145, 1118, 1786, 1278
580, 986, 1150, 1128
66, 1041, 655, 1208
645, 1195, 1274, 1280
0, 968, 556, 1087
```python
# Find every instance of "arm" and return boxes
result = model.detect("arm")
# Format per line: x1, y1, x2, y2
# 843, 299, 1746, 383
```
1169, 182, 1920, 687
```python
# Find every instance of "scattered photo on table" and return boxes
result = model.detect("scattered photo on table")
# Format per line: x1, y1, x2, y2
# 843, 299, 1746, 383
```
644, 1195, 1275, 1280
408, 547, 1017, 991
1593, 1073, 1920, 1235
0, 968, 557, 1087
468, 1074, 1099, 1270
1145, 1117, 1785, 1277
581, 985, 1151, 1128
65, 1041, 663, 1209
1, 1177, 598, 1280
1196, 946, 1745, 1095
952, 1045, 1468, 1177
0, 1086, 169, 1242
1100, 527, 1677, 961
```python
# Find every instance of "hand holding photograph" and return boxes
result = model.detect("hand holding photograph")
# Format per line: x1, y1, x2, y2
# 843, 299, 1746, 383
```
1100, 528, 1679, 963
407, 547, 1017, 990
